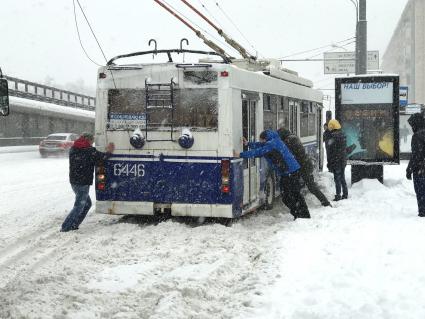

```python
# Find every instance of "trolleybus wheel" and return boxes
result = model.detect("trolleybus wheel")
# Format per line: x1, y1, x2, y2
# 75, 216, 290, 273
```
217, 217, 233, 227
264, 174, 275, 210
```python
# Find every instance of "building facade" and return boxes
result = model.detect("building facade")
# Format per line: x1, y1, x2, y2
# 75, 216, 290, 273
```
382, 0, 425, 105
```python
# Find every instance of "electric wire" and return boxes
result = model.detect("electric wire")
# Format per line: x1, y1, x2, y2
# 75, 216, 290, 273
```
161, 0, 237, 56
72, 0, 103, 66
197, 0, 222, 29
73, 0, 116, 88
163, 0, 235, 54
307, 40, 356, 59
75, 0, 109, 64
279, 37, 356, 60
214, 1, 263, 58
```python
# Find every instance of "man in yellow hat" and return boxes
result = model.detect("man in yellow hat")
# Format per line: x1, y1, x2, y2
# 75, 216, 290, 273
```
327, 120, 348, 201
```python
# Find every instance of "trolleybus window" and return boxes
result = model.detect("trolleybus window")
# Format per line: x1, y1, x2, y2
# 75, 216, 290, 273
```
263, 94, 277, 130
278, 97, 289, 129
300, 101, 309, 137
308, 103, 317, 136
107, 88, 218, 130
183, 70, 217, 85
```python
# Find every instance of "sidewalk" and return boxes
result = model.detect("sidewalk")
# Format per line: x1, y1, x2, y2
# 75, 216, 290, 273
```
0, 145, 38, 154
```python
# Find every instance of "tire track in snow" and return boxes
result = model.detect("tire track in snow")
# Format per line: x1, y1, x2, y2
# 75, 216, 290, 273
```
0, 217, 119, 290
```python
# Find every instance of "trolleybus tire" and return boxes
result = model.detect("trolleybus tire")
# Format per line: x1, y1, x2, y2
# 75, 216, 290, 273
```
217, 217, 233, 227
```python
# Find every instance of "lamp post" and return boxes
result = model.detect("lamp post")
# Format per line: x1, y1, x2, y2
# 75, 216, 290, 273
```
347, 0, 359, 73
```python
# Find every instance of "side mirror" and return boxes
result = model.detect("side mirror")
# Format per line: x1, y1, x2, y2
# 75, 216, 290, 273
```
0, 78, 9, 116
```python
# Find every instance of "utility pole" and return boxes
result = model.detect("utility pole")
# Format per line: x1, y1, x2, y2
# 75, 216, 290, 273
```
356, 0, 367, 75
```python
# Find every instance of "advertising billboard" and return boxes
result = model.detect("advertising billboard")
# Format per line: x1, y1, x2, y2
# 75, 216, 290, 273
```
335, 76, 400, 164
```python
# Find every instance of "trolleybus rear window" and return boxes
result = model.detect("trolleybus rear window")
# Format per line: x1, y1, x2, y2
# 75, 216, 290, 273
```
107, 88, 218, 130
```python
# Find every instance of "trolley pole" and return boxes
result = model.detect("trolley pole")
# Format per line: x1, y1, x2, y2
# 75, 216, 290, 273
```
351, 0, 384, 184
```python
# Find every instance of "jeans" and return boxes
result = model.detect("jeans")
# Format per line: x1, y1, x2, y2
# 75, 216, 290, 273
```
61, 184, 92, 231
333, 167, 348, 197
302, 172, 330, 205
280, 173, 310, 218
413, 175, 425, 215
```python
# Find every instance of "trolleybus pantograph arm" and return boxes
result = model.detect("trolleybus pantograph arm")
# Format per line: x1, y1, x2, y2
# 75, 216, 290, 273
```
179, 0, 255, 60
153, 0, 231, 60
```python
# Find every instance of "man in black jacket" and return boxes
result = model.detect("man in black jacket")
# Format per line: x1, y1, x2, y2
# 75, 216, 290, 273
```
327, 120, 348, 201
406, 113, 425, 217
61, 133, 115, 232
278, 128, 331, 207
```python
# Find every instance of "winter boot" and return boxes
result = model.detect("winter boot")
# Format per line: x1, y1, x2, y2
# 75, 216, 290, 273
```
342, 194, 348, 200
333, 195, 341, 201
322, 201, 332, 207
419, 212, 425, 217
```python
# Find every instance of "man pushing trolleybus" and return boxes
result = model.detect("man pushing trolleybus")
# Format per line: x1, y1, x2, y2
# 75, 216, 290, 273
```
234, 130, 311, 220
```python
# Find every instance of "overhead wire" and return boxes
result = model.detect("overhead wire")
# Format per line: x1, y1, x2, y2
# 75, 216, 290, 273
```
75, 0, 109, 64
73, 0, 116, 88
161, 0, 238, 56
214, 1, 263, 58
196, 0, 222, 29
72, 0, 103, 66
279, 37, 356, 60
307, 40, 356, 59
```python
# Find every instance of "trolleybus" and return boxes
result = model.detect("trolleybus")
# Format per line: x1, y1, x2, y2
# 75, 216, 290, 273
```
94, 49, 323, 219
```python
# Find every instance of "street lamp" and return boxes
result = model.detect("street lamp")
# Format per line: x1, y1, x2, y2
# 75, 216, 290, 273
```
347, 0, 359, 73
348, 0, 359, 24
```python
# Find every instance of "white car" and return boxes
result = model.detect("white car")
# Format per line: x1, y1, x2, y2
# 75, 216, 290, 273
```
39, 133, 79, 157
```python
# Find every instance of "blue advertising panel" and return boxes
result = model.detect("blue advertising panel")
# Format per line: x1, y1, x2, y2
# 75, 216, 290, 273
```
400, 86, 408, 106
335, 76, 400, 164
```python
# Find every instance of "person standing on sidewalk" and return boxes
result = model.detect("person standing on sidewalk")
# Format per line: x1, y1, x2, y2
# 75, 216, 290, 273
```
406, 113, 425, 217
327, 120, 348, 201
61, 133, 115, 232
278, 128, 331, 207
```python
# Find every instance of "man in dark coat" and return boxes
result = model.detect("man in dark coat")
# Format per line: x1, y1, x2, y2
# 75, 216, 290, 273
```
61, 133, 115, 232
278, 128, 331, 207
406, 113, 425, 217
323, 123, 332, 159
235, 130, 310, 219
327, 120, 348, 201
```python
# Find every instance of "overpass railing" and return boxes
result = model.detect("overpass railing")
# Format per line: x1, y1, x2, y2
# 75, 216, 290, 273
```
5, 76, 96, 111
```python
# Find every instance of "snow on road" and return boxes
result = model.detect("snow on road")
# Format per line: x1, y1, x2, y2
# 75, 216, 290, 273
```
0, 150, 424, 319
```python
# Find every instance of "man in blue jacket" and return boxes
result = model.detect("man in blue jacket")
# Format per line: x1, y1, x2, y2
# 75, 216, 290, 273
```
61, 132, 115, 232
235, 130, 310, 219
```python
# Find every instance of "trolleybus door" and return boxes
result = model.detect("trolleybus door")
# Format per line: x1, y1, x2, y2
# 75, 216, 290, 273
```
289, 100, 298, 135
242, 98, 258, 205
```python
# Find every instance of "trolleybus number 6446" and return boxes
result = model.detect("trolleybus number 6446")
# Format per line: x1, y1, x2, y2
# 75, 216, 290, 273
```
113, 163, 145, 177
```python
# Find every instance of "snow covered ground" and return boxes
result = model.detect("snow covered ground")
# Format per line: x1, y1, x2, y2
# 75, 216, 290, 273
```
0, 149, 424, 319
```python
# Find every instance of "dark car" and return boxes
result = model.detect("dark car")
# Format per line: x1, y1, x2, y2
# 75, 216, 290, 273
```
39, 133, 79, 157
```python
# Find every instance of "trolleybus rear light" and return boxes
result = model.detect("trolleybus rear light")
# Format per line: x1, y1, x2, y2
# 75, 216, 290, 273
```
221, 185, 230, 193
220, 71, 229, 77
221, 159, 231, 193
96, 166, 106, 190
99, 72, 107, 79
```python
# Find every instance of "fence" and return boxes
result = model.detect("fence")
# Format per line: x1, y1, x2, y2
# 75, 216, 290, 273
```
5, 76, 96, 111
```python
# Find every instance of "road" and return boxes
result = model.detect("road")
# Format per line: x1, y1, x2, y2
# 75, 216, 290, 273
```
0, 149, 424, 319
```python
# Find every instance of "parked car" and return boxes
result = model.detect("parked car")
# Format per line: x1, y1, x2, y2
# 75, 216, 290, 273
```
39, 133, 79, 157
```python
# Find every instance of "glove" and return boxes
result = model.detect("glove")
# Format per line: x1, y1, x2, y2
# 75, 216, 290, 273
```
406, 170, 412, 180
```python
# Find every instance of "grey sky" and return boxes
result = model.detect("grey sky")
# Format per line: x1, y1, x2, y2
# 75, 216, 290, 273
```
0, 0, 408, 95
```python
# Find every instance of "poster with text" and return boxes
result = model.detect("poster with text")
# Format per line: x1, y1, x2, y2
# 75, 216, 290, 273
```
335, 76, 400, 164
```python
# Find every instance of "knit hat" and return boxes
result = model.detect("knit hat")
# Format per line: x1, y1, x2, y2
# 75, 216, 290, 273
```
327, 119, 341, 130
